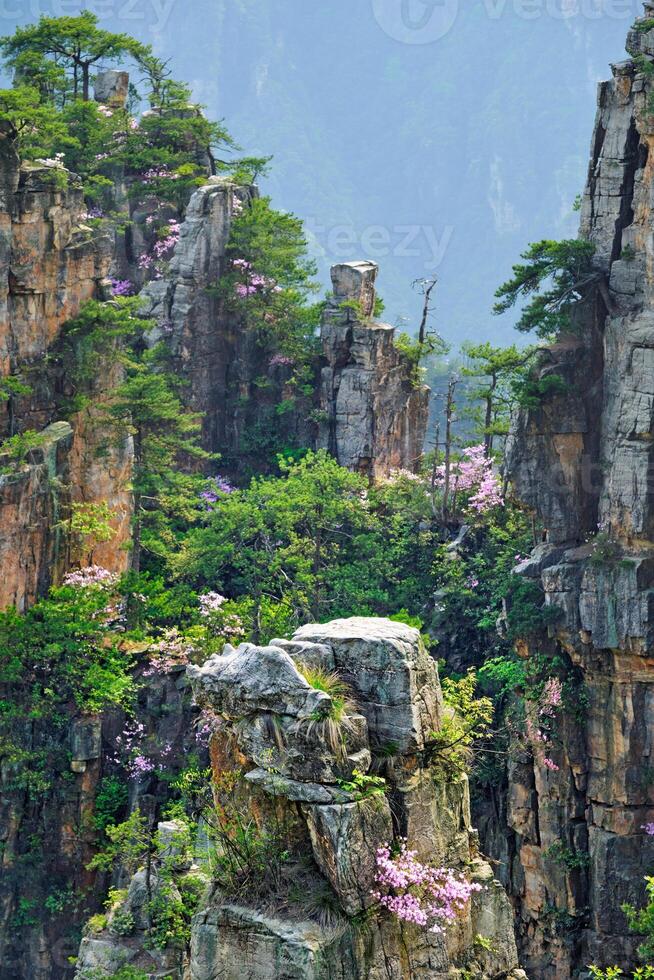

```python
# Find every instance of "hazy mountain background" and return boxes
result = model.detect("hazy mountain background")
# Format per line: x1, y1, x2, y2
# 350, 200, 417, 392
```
5, 1, 637, 344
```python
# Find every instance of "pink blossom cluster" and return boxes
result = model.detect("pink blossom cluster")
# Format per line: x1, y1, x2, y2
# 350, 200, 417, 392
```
199, 591, 227, 617
523, 677, 564, 773
144, 628, 195, 675
231, 257, 279, 298
539, 678, 563, 716
97, 104, 114, 118
109, 277, 134, 297
469, 470, 504, 513
372, 843, 481, 933
387, 468, 424, 484
142, 166, 179, 182
269, 353, 295, 368
195, 707, 223, 746
139, 219, 181, 276
63, 566, 118, 588
642, 823, 654, 836
152, 220, 180, 258
111, 722, 154, 778
434, 444, 504, 514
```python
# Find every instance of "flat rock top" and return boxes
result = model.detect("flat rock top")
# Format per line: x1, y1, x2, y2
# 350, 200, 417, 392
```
294, 616, 421, 645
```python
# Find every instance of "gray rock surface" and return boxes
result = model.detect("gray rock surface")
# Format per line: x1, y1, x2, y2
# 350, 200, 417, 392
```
317, 261, 430, 479
186, 616, 519, 979
286, 617, 442, 754
500, 10, 654, 974
303, 796, 393, 915
94, 70, 129, 107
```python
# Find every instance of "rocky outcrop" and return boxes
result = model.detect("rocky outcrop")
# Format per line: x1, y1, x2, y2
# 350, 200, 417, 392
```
183, 617, 521, 980
0, 151, 131, 610
318, 261, 430, 478
500, 7, 654, 975
142, 188, 429, 478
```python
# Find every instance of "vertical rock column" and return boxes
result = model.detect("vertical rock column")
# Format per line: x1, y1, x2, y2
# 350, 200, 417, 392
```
501, 6, 654, 975
184, 617, 521, 980
318, 261, 430, 479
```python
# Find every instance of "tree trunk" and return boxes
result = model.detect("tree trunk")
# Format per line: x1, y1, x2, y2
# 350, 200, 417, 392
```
484, 374, 497, 457
82, 63, 90, 102
441, 377, 458, 521
131, 431, 143, 573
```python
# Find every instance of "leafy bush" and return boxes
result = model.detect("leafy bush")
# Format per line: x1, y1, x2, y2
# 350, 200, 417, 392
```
427, 671, 494, 781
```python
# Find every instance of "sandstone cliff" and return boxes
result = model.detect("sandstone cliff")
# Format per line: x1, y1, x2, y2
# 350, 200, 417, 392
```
76, 618, 523, 980
500, 6, 654, 975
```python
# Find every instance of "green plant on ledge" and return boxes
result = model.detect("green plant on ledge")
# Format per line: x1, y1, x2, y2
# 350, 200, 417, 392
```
337, 769, 387, 799
427, 670, 494, 781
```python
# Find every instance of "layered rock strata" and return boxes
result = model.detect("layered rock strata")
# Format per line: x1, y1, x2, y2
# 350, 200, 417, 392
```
318, 261, 430, 478
176, 617, 522, 980
500, 7, 654, 975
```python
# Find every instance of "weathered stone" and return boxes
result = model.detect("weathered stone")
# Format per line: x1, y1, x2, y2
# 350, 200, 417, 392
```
235, 708, 371, 783
498, 13, 654, 973
286, 617, 442, 754
394, 772, 473, 867
94, 70, 130, 107
303, 796, 393, 915
244, 768, 356, 804
187, 643, 333, 721
75, 938, 136, 977
190, 905, 357, 980
157, 819, 192, 871
71, 717, 102, 763
0, 161, 130, 611
317, 261, 429, 479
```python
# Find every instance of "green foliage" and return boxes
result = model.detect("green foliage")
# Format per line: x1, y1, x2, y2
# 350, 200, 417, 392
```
0, 86, 71, 160
461, 341, 535, 449
0, 374, 31, 401
0, 12, 150, 101
393, 330, 448, 387
633, 18, 654, 33
219, 196, 320, 383
545, 841, 590, 871
87, 808, 151, 874
0, 428, 48, 473
102, 340, 211, 571
478, 655, 526, 699
297, 662, 355, 723
624, 877, 654, 964
336, 769, 387, 799
427, 670, 494, 780
0, 14, 234, 211
589, 968, 654, 980
514, 372, 568, 410
494, 238, 596, 337
0, 580, 136, 756
93, 776, 129, 835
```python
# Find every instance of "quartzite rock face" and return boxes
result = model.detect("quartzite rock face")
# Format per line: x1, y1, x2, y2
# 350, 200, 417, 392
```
283, 617, 442, 754
0, 150, 131, 611
318, 262, 430, 479
142, 195, 429, 479
187, 617, 520, 980
499, 7, 654, 976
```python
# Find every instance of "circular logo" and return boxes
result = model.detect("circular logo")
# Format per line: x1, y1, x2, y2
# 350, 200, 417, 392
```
371, 0, 460, 44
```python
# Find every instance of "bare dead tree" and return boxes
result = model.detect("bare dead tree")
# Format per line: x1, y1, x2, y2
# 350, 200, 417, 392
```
441, 375, 459, 521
